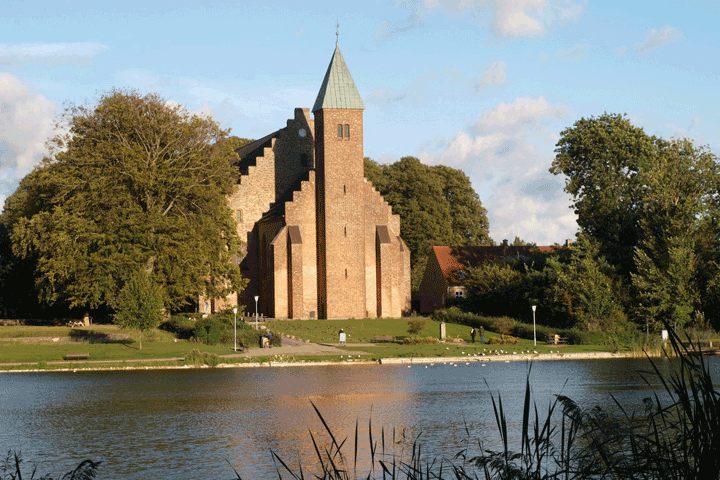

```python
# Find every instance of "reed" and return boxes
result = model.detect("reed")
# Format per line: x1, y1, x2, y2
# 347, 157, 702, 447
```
269, 322, 720, 479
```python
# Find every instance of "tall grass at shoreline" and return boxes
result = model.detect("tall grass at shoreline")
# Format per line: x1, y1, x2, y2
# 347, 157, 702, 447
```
266, 325, 720, 479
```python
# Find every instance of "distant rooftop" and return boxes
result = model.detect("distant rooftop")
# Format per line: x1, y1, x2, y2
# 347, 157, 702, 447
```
312, 43, 365, 112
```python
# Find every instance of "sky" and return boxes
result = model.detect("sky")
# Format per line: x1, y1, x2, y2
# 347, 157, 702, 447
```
1, 0, 718, 246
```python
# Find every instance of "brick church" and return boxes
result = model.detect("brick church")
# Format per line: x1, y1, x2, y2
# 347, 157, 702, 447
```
207, 43, 411, 319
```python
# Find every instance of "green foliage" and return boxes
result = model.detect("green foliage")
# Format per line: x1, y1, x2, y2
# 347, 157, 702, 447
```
543, 235, 628, 331
1, 89, 246, 314
114, 270, 165, 350
193, 318, 224, 345
552, 113, 719, 329
431, 307, 496, 330
364, 156, 490, 293
159, 315, 196, 339
492, 316, 515, 338
184, 348, 220, 367
487, 335, 518, 345
401, 335, 439, 345
406, 318, 426, 335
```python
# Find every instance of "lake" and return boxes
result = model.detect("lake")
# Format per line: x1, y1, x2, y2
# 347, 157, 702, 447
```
1, 356, 717, 479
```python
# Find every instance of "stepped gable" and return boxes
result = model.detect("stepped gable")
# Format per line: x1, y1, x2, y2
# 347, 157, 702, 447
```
258, 171, 311, 223
234, 131, 280, 177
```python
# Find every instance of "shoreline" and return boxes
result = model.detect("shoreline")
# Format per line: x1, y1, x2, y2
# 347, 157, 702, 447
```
0, 350, 657, 373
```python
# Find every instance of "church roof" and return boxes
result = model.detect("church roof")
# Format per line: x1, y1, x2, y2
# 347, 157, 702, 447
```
312, 43, 365, 112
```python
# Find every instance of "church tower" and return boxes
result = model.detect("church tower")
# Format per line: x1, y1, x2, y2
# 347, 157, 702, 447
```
313, 42, 367, 319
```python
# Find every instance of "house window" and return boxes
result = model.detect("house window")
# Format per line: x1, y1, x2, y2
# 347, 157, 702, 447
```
338, 124, 343, 138
455, 290, 464, 298
344, 124, 350, 139
236, 210, 243, 223
456, 269, 465, 280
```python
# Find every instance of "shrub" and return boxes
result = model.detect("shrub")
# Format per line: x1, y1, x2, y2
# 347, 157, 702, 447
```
402, 335, 439, 345
193, 318, 224, 345
159, 315, 196, 339
493, 316, 515, 338
407, 318, 426, 335
184, 348, 220, 367
487, 335, 519, 345
113, 270, 165, 350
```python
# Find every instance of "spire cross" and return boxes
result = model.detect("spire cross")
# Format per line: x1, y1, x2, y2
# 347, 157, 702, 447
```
336, 21, 339, 45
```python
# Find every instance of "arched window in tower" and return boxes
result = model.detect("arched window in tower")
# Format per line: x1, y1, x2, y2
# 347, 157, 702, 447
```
337, 124, 343, 138
345, 268, 348, 278
344, 124, 350, 139
344, 226, 347, 236
343, 184, 346, 194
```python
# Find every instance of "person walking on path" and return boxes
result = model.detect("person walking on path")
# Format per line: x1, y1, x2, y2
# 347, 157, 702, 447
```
470, 328, 476, 343
339, 329, 346, 346
480, 326, 485, 344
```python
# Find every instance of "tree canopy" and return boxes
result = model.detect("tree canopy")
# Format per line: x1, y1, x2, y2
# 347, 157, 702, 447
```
551, 113, 719, 330
1, 89, 245, 315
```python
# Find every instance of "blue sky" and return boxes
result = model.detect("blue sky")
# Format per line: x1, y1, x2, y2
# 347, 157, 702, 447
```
1, 0, 718, 245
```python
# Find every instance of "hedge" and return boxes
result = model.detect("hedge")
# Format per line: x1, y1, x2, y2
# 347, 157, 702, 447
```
431, 307, 603, 345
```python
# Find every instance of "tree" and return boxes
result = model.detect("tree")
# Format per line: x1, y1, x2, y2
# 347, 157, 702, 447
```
630, 139, 716, 330
551, 113, 663, 275
543, 235, 628, 331
114, 270, 165, 350
3, 89, 245, 315
364, 157, 491, 293
552, 113, 719, 329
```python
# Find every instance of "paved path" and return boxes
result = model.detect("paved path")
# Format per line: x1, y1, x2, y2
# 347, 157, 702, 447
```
234, 335, 371, 357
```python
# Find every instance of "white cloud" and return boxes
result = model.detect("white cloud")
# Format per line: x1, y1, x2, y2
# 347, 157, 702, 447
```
418, 96, 576, 244
378, 0, 584, 41
634, 27, 685, 55
0, 74, 57, 211
493, 0, 545, 37
0, 42, 107, 67
475, 60, 506, 90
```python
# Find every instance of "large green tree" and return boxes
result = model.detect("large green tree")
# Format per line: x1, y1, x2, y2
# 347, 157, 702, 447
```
552, 113, 719, 329
550, 113, 662, 275
2, 89, 245, 314
364, 156, 491, 293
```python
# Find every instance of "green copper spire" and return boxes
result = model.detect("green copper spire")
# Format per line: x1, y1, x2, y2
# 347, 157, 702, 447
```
312, 43, 365, 113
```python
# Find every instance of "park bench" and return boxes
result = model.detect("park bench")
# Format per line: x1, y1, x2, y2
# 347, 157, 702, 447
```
64, 353, 90, 360
547, 335, 568, 345
373, 335, 395, 343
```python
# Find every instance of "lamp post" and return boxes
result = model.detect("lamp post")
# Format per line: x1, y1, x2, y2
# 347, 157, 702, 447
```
254, 295, 259, 330
532, 305, 537, 347
232, 307, 238, 352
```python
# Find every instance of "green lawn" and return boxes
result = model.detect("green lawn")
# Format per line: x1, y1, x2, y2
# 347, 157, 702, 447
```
270, 317, 479, 343
0, 318, 614, 369
269, 317, 611, 355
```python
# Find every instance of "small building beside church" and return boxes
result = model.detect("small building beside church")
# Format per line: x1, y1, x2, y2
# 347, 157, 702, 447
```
206, 43, 411, 319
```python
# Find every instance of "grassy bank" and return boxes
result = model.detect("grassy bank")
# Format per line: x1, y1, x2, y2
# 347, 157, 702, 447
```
0, 317, 622, 371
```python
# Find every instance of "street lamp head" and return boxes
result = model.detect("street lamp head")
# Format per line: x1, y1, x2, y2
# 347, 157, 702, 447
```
532, 305, 537, 312
232, 307, 238, 314
254, 296, 259, 302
